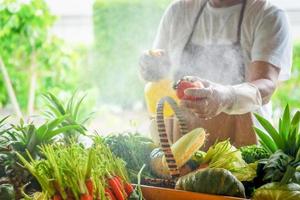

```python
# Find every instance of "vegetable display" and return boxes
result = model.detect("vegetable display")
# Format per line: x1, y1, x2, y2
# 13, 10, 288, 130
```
17, 138, 136, 200
0, 92, 87, 199
251, 105, 300, 200
1, 89, 300, 200
175, 168, 246, 198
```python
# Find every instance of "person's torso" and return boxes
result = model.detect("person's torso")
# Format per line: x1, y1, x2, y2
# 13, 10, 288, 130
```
167, 0, 277, 121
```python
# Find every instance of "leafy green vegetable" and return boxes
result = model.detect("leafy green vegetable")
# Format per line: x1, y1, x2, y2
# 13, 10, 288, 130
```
0, 184, 15, 200
259, 150, 300, 184
240, 145, 270, 164
0, 115, 78, 199
262, 150, 292, 182
253, 183, 300, 200
203, 140, 257, 182
129, 164, 146, 200
104, 132, 157, 182
254, 105, 300, 157
17, 138, 129, 199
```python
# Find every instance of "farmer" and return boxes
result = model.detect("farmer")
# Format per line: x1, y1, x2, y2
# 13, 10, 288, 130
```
139, 0, 292, 148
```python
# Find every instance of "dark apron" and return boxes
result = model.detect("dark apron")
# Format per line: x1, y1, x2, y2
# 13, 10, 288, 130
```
173, 0, 257, 149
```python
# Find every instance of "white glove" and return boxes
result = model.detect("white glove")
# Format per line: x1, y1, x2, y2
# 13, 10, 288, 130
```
181, 77, 262, 119
139, 49, 171, 81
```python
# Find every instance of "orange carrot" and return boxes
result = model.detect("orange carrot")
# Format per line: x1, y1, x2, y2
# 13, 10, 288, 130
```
85, 178, 94, 195
115, 176, 133, 196
108, 178, 125, 200
114, 176, 127, 198
53, 194, 62, 200
80, 193, 93, 200
105, 188, 117, 200
124, 182, 134, 196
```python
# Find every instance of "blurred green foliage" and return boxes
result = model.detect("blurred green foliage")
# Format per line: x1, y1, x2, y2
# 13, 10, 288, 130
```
272, 43, 300, 109
0, 0, 82, 110
93, 0, 171, 108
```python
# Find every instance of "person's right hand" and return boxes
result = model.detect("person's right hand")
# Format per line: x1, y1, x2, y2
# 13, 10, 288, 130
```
139, 49, 171, 82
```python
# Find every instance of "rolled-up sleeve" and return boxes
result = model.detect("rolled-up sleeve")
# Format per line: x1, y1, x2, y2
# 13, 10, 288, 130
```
251, 9, 293, 81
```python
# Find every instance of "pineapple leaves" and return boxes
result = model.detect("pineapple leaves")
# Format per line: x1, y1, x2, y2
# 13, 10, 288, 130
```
42, 92, 90, 142
291, 111, 300, 126
254, 113, 284, 150
254, 104, 300, 158
253, 127, 277, 153
280, 105, 291, 141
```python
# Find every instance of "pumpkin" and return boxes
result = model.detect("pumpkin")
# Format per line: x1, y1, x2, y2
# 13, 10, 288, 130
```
175, 168, 246, 198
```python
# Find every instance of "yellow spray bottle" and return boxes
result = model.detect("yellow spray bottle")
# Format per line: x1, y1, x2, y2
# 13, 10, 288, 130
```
142, 49, 179, 117
144, 79, 179, 117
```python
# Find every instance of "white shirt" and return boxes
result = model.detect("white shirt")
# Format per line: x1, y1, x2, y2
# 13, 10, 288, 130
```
153, 0, 293, 120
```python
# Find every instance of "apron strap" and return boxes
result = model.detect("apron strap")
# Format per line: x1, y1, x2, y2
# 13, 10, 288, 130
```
184, 0, 209, 48
236, 0, 247, 45
184, 0, 247, 48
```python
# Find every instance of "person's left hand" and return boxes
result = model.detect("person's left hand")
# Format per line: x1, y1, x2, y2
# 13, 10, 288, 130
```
180, 77, 235, 119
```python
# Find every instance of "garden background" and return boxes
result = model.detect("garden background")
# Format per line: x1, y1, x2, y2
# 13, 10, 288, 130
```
0, 0, 299, 135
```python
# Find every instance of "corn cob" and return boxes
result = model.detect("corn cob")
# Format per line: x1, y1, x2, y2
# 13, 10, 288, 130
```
150, 128, 206, 178
164, 128, 206, 168
151, 96, 206, 179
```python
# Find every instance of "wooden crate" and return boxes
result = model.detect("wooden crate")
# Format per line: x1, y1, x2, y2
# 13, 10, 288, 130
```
141, 185, 249, 200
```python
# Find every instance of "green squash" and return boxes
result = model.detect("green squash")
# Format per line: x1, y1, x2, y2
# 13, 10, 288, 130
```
175, 168, 246, 198
253, 183, 300, 200
149, 147, 171, 179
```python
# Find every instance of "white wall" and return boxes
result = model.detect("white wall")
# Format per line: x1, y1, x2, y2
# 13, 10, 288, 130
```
45, 0, 94, 45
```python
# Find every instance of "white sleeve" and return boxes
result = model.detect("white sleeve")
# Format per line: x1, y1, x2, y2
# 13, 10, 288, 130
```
251, 9, 293, 81
153, 1, 182, 50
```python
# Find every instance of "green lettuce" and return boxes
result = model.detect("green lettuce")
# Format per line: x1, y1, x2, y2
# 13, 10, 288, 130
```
203, 140, 257, 182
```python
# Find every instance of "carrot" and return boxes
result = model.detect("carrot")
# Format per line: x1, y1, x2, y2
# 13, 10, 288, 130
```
105, 188, 117, 200
80, 193, 93, 200
114, 176, 127, 198
108, 178, 125, 200
115, 176, 133, 196
53, 194, 62, 200
66, 188, 75, 200
124, 182, 134, 196
85, 178, 94, 195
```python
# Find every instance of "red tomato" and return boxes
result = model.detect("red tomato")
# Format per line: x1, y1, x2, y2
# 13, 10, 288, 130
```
174, 80, 204, 100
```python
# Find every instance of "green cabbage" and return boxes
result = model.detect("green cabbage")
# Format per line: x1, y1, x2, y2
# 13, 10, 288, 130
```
253, 183, 300, 200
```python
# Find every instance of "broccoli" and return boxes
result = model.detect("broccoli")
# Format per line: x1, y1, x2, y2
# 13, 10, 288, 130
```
240, 145, 270, 164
